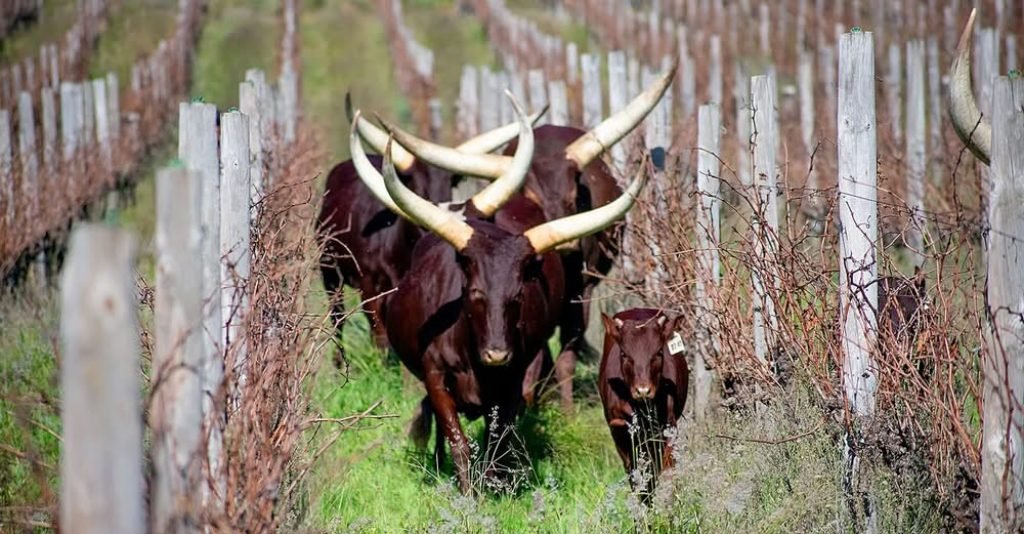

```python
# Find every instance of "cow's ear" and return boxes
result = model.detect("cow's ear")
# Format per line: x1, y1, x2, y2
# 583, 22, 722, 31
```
602, 313, 620, 338
913, 265, 926, 293
663, 313, 683, 336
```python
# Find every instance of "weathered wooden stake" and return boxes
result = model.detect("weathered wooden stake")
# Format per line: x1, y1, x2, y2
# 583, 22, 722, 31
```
607, 51, 629, 173
176, 103, 221, 462
581, 53, 603, 129
694, 103, 721, 420
750, 74, 778, 368
0, 111, 11, 225
548, 80, 568, 126
239, 80, 265, 208
980, 74, 1024, 534
152, 166, 204, 533
838, 30, 879, 531
219, 111, 252, 387
905, 40, 926, 259
60, 225, 143, 534
17, 92, 37, 221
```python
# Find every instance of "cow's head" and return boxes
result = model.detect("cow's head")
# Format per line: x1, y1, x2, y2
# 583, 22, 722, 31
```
351, 94, 649, 367
602, 311, 680, 401
373, 59, 677, 224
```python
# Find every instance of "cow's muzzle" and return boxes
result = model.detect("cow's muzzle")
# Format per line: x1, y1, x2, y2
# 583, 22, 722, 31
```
482, 348, 511, 366
632, 385, 654, 400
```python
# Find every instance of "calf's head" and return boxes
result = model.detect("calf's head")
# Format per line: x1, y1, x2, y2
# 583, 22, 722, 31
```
602, 311, 680, 401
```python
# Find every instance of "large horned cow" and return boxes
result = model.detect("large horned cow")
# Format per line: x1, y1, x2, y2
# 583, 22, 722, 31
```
358, 60, 679, 409
350, 98, 650, 493
317, 100, 544, 357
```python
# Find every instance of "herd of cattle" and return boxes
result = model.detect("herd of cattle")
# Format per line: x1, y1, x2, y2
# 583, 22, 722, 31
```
317, 58, 685, 493
314, 11, 994, 496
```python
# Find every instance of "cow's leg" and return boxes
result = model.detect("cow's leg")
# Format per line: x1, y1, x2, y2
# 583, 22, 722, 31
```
425, 370, 472, 493
661, 399, 678, 472
483, 401, 522, 483
608, 417, 634, 475
554, 335, 579, 412
363, 277, 391, 349
521, 346, 552, 408
409, 395, 432, 450
320, 263, 347, 369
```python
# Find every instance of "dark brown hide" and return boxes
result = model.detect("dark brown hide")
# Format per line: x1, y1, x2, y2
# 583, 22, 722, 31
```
599, 308, 689, 499
387, 195, 565, 492
317, 155, 454, 351
877, 272, 928, 376
504, 124, 624, 409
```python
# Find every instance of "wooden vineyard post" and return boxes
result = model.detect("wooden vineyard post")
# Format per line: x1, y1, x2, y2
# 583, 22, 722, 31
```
838, 29, 879, 532
980, 74, 1024, 533
750, 74, 779, 369
59, 225, 143, 534
527, 69, 547, 126
239, 80, 265, 209
694, 103, 721, 420
607, 51, 628, 173
905, 40, 926, 259
152, 165, 204, 532
0, 111, 11, 227
17, 92, 37, 222
581, 53, 603, 129
548, 80, 568, 126
219, 110, 252, 393
176, 102, 222, 507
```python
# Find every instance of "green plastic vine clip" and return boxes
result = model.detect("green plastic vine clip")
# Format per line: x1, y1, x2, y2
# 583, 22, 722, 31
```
227, 106, 239, 113
167, 158, 185, 169
1009, 69, 1022, 79
191, 95, 206, 103
851, 26, 863, 33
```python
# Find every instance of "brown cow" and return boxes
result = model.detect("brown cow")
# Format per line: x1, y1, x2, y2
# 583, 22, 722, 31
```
317, 97, 543, 358
599, 308, 689, 499
350, 102, 651, 493
376, 60, 678, 410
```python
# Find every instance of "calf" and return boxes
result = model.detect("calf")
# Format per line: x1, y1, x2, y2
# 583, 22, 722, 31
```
599, 308, 689, 499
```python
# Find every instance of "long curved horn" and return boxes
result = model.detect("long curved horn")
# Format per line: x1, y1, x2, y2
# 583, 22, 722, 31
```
378, 115, 513, 178
467, 92, 535, 216
455, 105, 548, 154
524, 156, 650, 254
346, 92, 543, 163
346, 94, 417, 172
949, 8, 991, 165
380, 137, 476, 251
349, 110, 410, 217
564, 57, 678, 168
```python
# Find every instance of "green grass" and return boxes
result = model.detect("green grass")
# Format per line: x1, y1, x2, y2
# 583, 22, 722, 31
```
190, 0, 279, 109
300, 0, 409, 163
306, 289, 640, 532
0, 288, 61, 521
89, 0, 180, 84
0, 0, 78, 66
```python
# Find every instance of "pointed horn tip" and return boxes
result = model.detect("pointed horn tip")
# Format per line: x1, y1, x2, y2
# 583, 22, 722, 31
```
344, 92, 354, 123
956, 9, 977, 57
349, 109, 362, 135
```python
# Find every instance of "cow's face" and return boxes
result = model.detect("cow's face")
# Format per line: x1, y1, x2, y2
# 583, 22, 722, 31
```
603, 313, 677, 400
458, 230, 544, 366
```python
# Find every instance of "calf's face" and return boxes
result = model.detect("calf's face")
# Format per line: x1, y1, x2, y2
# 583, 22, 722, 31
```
602, 313, 677, 400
